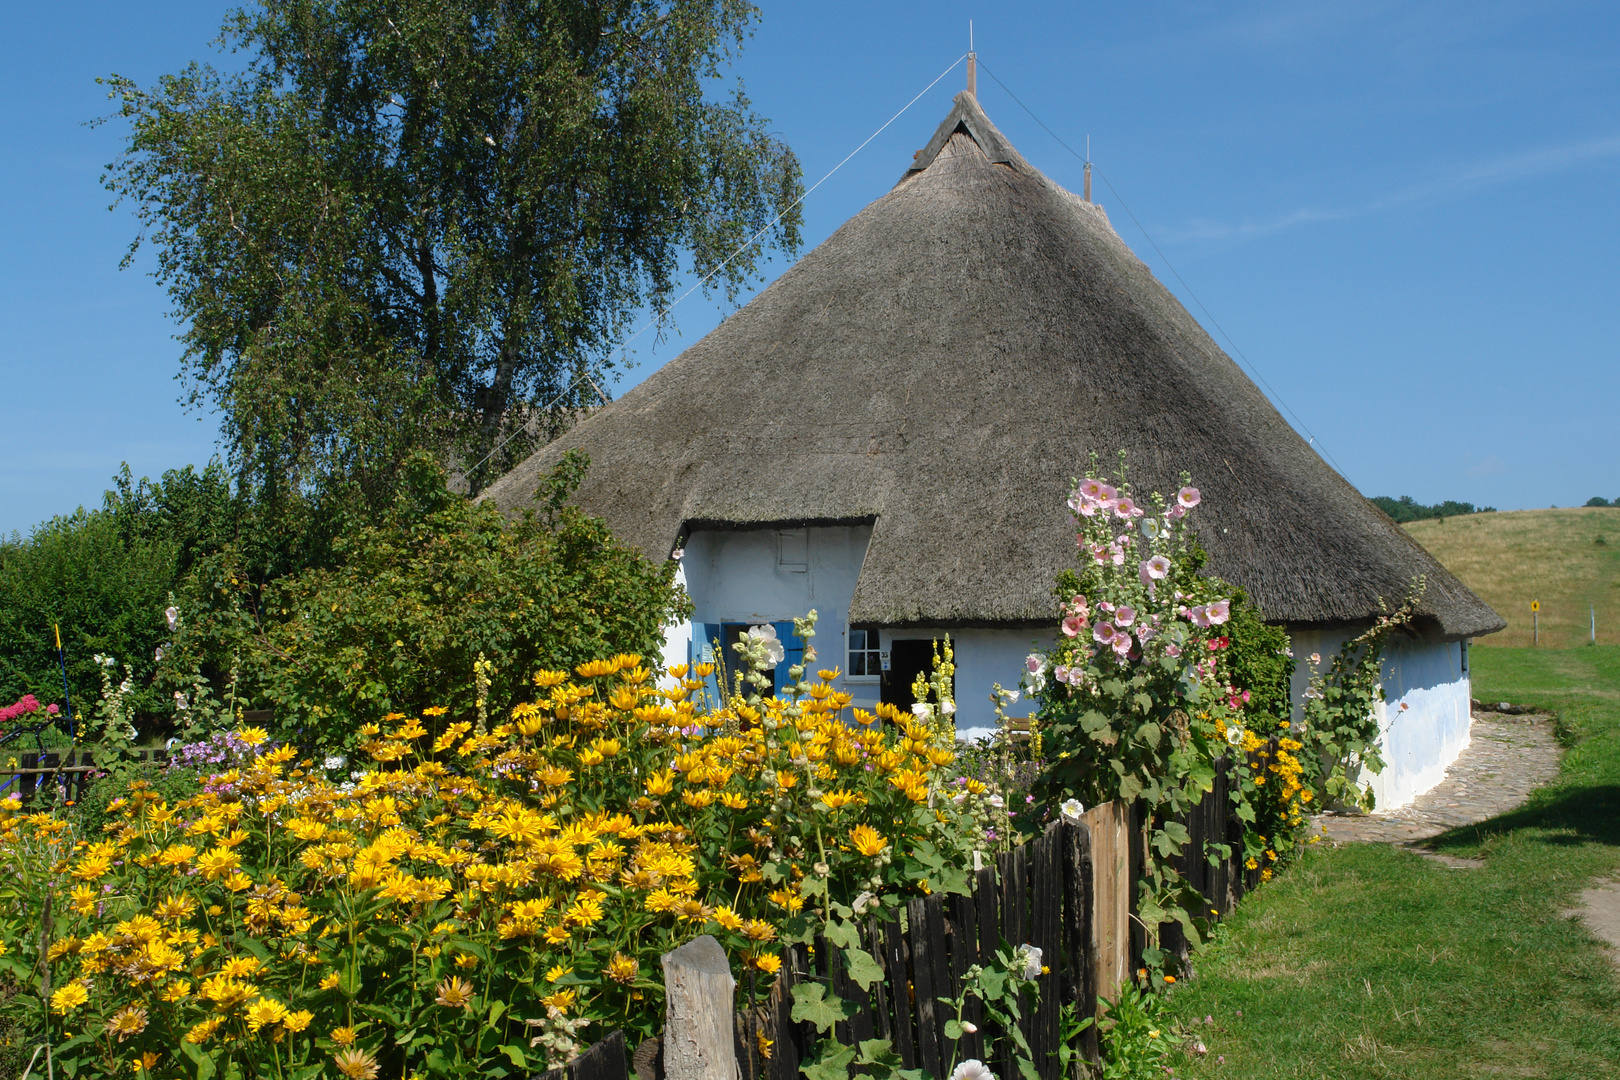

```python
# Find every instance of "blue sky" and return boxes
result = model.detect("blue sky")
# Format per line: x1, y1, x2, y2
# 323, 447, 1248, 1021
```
4, 1, 1618, 537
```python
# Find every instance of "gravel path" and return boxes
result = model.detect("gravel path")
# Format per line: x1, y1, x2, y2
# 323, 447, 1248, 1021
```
1314, 712, 1563, 846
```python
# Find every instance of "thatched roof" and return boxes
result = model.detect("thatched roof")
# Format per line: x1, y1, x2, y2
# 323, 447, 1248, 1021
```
484, 92, 1504, 641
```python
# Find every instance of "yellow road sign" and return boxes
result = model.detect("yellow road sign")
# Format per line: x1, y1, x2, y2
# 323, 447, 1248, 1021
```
1531, 600, 1540, 613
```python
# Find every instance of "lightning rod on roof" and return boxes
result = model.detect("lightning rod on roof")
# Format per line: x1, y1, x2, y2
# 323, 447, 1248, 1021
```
967, 26, 977, 96
1084, 135, 1092, 202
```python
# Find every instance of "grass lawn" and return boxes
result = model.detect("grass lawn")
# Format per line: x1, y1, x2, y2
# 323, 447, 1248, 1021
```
1162, 645, 1620, 1078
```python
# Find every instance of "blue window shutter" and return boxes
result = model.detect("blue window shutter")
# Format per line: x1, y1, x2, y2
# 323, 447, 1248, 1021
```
698, 623, 723, 704
773, 620, 804, 696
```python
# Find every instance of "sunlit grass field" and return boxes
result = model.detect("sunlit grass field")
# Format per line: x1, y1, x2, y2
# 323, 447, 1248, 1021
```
1162, 645, 1620, 1079
1405, 507, 1620, 648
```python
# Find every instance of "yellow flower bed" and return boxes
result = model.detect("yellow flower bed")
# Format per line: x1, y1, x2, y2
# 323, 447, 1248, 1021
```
0, 656, 990, 1079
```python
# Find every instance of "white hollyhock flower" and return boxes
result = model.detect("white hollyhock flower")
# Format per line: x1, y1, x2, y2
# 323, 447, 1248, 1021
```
1016, 944, 1043, 980
951, 1061, 994, 1080
1061, 798, 1085, 822
746, 624, 786, 665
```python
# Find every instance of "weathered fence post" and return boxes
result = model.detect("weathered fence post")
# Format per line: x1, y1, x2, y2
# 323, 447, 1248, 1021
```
663, 935, 737, 1080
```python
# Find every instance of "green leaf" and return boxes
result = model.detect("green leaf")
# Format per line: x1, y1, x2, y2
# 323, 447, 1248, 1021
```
791, 981, 855, 1033
1137, 721, 1160, 746
844, 947, 885, 991
824, 918, 862, 951
500, 1044, 530, 1068
1118, 773, 1143, 800
855, 1038, 902, 1067
180, 1039, 218, 1080
944, 1018, 964, 1040
801, 1042, 858, 1080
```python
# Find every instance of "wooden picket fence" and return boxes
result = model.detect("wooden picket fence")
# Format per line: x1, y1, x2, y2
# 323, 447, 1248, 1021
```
638, 762, 1253, 1080
0, 749, 171, 806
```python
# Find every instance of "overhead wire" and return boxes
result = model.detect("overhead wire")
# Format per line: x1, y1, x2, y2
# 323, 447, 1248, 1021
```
976, 61, 1349, 480
465, 53, 970, 482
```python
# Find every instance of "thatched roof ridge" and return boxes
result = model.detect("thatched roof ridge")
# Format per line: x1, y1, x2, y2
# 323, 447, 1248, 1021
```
483, 92, 1503, 641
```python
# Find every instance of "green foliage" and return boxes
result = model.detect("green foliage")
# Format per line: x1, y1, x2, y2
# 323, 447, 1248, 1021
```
163, 452, 688, 752
1584, 496, 1616, 507
1370, 494, 1495, 522
1294, 593, 1422, 811
1096, 982, 1173, 1080
1218, 590, 1292, 727
0, 462, 235, 730
72, 756, 203, 838
100, 0, 805, 505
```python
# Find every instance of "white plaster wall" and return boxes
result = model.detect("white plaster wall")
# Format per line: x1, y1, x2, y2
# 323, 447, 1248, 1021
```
880, 627, 1053, 733
1288, 627, 1473, 811
664, 524, 872, 691
657, 561, 692, 689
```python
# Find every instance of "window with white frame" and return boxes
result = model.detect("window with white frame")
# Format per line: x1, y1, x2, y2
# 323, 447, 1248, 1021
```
847, 628, 881, 679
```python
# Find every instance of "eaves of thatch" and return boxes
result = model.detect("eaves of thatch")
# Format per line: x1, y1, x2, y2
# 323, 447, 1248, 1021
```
482, 92, 1504, 643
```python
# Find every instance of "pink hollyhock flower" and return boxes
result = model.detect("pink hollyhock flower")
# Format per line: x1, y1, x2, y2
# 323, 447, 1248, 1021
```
1099, 600, 1115, 613
1115, 605, 1137, 628
1025, 654, 1045, 674
1166, 644, 1182, 658
1062, 615, 1087, 638
1098, 483, 1117, 503
1069, 595, 1090, 617
1114, 496, 1137, 518
1177, 486, 1201, 508
1093, 621, 1117, 645
1110, 546, 1126, 567
1165, 504, 1186, 521
1206, 599, 1231, 625
1137, 626, 1157, 644
1142, 555, 1171, 580
1112, 634, 1134, 657
1053, 664, 1070, 683
1076, 499, 1097, 517
1079, 479, 1106, 500
1187, 605, 1212, 628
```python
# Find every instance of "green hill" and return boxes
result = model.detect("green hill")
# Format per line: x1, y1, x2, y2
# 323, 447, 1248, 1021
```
1403, 507, 1620, 648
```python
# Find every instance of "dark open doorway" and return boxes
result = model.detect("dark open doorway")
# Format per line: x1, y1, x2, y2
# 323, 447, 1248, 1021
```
881, 638, 946, 714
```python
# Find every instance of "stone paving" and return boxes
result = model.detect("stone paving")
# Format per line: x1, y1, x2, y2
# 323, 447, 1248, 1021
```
1314, 712, 1563, 847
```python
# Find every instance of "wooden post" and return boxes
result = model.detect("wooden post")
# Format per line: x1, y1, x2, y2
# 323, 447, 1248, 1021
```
662, 936, 736, 1080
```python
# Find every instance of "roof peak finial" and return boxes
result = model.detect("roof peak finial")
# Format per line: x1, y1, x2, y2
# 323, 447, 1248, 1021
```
967, 21, 976, 97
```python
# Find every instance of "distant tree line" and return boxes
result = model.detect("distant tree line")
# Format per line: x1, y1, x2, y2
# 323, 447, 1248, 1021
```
1370, 495, 1497, 523
1585, 497, 1620, 507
